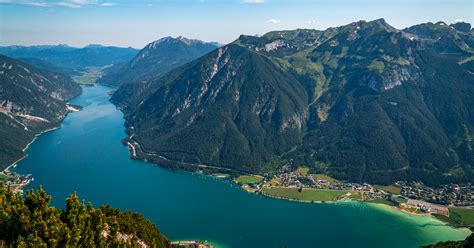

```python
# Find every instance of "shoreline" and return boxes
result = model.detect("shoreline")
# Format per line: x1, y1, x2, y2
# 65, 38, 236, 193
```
112, 97, 473, 235
3, 126, 61, 173
2, 103, 82, 173
122, 129, 245, 176
123, 128, 472, 230
258, 185, 472, 235
213, 174, 474, 232
258, 191, 338, 204
368, 202, 473, 234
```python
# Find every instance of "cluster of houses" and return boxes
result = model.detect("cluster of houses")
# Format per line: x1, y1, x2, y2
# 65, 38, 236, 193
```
270, 170, 392, 200
254, 165, 472, 214
397, 181, 473, 206
275, 171, 317, 187
2, 172, 32, 194
404, 199, 449, 215
171, 240, 213, 248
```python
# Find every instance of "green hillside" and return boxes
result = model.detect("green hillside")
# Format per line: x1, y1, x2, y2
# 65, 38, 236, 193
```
111, 19, 474, 186
98, 37, 219, 87
0, 55, 82, 169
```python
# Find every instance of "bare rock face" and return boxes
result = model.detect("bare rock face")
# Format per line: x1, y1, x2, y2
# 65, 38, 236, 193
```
365, 64, 421, 92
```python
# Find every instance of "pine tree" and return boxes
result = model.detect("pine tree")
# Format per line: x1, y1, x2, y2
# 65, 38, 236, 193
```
0, 183, 170, 247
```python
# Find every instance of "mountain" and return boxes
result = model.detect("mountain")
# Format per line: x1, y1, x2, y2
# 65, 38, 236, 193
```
112, 19, 474, 186
112, 44, 307, 172
97, 36, 219, 87
0, 55, 82, 170
0, 184, 170, 247
17, 57, 79, 76
0, 44, 139, 72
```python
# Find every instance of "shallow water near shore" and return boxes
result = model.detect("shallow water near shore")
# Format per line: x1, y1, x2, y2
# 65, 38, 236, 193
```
14, 84, 470, 248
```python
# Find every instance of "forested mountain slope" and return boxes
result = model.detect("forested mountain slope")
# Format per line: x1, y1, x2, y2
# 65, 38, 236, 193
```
98, 36, 219, 87
0, 55, 82, 170
112, 19, 474, 186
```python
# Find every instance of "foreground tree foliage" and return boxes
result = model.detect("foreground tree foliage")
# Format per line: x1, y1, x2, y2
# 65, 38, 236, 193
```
423, 233, 474, 248
0, 183, 170, 247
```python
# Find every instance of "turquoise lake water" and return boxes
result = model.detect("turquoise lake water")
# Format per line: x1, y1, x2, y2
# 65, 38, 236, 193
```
14, 84, 470, 248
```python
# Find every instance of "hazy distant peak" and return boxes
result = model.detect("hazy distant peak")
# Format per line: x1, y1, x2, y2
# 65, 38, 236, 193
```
176, 36, 205, 45
209, 42, 224, 47
84, 44, 104, 48
367, 18, 397, 31
348, 18, 398, 34
146, 36, 212, 49
450, 21, 472, 33
99, 36, 219, 87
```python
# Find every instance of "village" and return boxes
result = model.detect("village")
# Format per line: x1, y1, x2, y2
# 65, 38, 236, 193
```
397, 181, 474, 206
230, 164, 474, 223
0, 170, 32, 194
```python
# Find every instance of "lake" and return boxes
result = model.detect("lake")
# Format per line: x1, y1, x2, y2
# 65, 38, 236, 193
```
14, 84, 470, 248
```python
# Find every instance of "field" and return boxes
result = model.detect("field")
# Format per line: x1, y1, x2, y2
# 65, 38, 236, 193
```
261, 187, 348, 202
234, 175, 263, 185
448, 207, 474, 226
374, 185, 401, 195
347, 192, 365, 200
312, 174, 339, 184
72, 66, 111, 84
433, 214, 459, 225
295, 167, 310, 175
265, 177, 281, 187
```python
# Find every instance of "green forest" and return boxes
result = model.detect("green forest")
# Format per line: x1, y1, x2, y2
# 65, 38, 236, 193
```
0, 183, 170, 247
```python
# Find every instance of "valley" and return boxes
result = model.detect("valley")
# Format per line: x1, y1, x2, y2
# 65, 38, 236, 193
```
111, 19, 474, 188
1, 10, 473, 247
71, 65, 113, 85
10, 84, 471, 247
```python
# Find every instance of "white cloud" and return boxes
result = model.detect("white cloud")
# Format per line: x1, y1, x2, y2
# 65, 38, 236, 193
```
242, 0, 266, 3
266, 19, 281, 24
0, 0, 117, 8
99, 2, 115, 6
454, 18, 464, 23
24, 2, 51, 7
71, 0, 94, 4
56, 1, 82, 8
307, 20, 317, 24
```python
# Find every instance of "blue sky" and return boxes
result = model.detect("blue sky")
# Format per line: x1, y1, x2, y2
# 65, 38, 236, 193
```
0, 0, 472, 48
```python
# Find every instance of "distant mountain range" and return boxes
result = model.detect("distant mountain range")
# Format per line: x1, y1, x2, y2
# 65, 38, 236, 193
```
97, 36, 219, 87
0, 55, 82, 169
0, 44, 139, 75
111, 19, 474, 186
16, 57, 78, 76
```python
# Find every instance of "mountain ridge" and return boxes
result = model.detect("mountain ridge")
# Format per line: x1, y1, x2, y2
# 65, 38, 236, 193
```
97, 36, 219, 87
111, 19, 473, 186
0, 45, 139, 72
